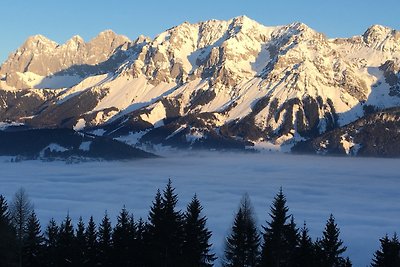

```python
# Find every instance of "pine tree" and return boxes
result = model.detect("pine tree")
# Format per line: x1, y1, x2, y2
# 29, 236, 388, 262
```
162, 179, 185, 266
223, 194, 260, 267
22, 211, 44, 267
44, 218, 59, 267
147, 188, 163, 262
260, 188, 296, 267
296, 222, 315, 267
58, 214, 77, 267
135, 217, 146, 266
285, 215, 299, 266
182, 194, 216, 267
112, 206, 134, 266
9, 188, 33, 267
371, 233, 400, 267
98, 212, 112, 267
76, 216, 86, 264
0, 194, 18, 267
316, 214, 350, 267
85, 216, 98, 267
147, 179, 184, 267
128, 214, 139, 265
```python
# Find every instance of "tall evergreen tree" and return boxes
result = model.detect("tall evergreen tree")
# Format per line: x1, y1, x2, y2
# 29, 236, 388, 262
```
75, 216, 86, 264
98, 212, 112, 267
183, 194, 216, 267
223, 194, 260, 267
44, 218, 59, 267
285, 215, 299, 265
147, 179, 184, 267
296, 222, 315, 267
371, 233, 400, 267
112, 206, 134, 266
22, 211, 44, 267
316, 214, 350, 267
0, 194, 17, 267
9, 188, 33, 267
260, 188, 297, 267
57, 214, 77, 267
85, 216, 98, 267
128, 214, 139, 265
135, 217, 146, 266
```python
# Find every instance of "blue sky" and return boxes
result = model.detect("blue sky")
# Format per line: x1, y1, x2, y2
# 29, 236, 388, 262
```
1, 0, 399, 63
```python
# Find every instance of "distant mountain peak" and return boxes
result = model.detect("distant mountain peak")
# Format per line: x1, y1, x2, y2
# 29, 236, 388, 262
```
93, 29, 130, 43
231, 15, 256, 25
288, 21, 311, 31
0, 29, 131, 82
69, 35, 85, 43
362, 24, 400, 51
62, 35, 85, 49
364, 24, 393, 35
23, 34, 58, 49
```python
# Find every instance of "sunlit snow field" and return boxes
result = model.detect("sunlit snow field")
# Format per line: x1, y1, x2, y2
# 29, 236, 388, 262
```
1, 152, 399, 266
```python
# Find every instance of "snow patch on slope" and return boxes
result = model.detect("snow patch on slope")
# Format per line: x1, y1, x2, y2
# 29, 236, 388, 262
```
57, 74, 111, 104
340, 134, 361, 155
0, 122, 24, 130
93, 75, 176, 119
16, 72, 82, 89
73, 119, 86, 130
79, 141, 91, 151
42, 143, 68, 153
140, 102, 167, 127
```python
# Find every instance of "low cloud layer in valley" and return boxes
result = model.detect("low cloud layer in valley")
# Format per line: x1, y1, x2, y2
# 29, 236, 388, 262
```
1, 152, 399, 266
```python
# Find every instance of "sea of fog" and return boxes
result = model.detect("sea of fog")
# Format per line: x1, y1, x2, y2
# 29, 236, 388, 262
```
1, 152, 399, 266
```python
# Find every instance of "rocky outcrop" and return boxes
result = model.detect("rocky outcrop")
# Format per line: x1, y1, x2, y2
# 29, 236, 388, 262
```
379, 60, 400, 96
292, 108, 400, 157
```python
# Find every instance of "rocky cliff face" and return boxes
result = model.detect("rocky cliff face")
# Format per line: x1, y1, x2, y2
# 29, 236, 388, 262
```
0, 30, 131, 89
292, 107, 400, 157
1, 16, 400, 154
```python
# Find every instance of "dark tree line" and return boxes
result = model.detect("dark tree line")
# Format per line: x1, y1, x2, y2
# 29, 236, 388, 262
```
223, 188, 352, 267
222, 188, 399, 267
0, 184, 399, 267
0, 181, 215, 267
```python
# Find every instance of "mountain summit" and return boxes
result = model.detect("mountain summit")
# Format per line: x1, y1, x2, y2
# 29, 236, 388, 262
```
1, 17, 400, 156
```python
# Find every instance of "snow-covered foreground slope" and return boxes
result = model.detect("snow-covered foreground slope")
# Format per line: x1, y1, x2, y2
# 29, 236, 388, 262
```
1, 152, 399, 266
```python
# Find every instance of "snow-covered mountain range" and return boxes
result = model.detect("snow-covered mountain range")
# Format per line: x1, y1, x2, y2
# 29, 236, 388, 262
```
1, 16, 400, 155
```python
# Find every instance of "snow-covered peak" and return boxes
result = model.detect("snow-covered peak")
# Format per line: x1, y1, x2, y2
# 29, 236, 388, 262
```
153, 16, 271, 48
230, 15, 260, 28
228, 15, 276, 35
271, 21, 320, 42
120, 17, 343, 94
362, 24, 400, 52
364, 24, 393, 39
289, 22, 311, 31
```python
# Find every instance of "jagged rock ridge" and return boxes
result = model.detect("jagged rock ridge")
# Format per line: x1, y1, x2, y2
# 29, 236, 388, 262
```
1, 16, 400, 156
